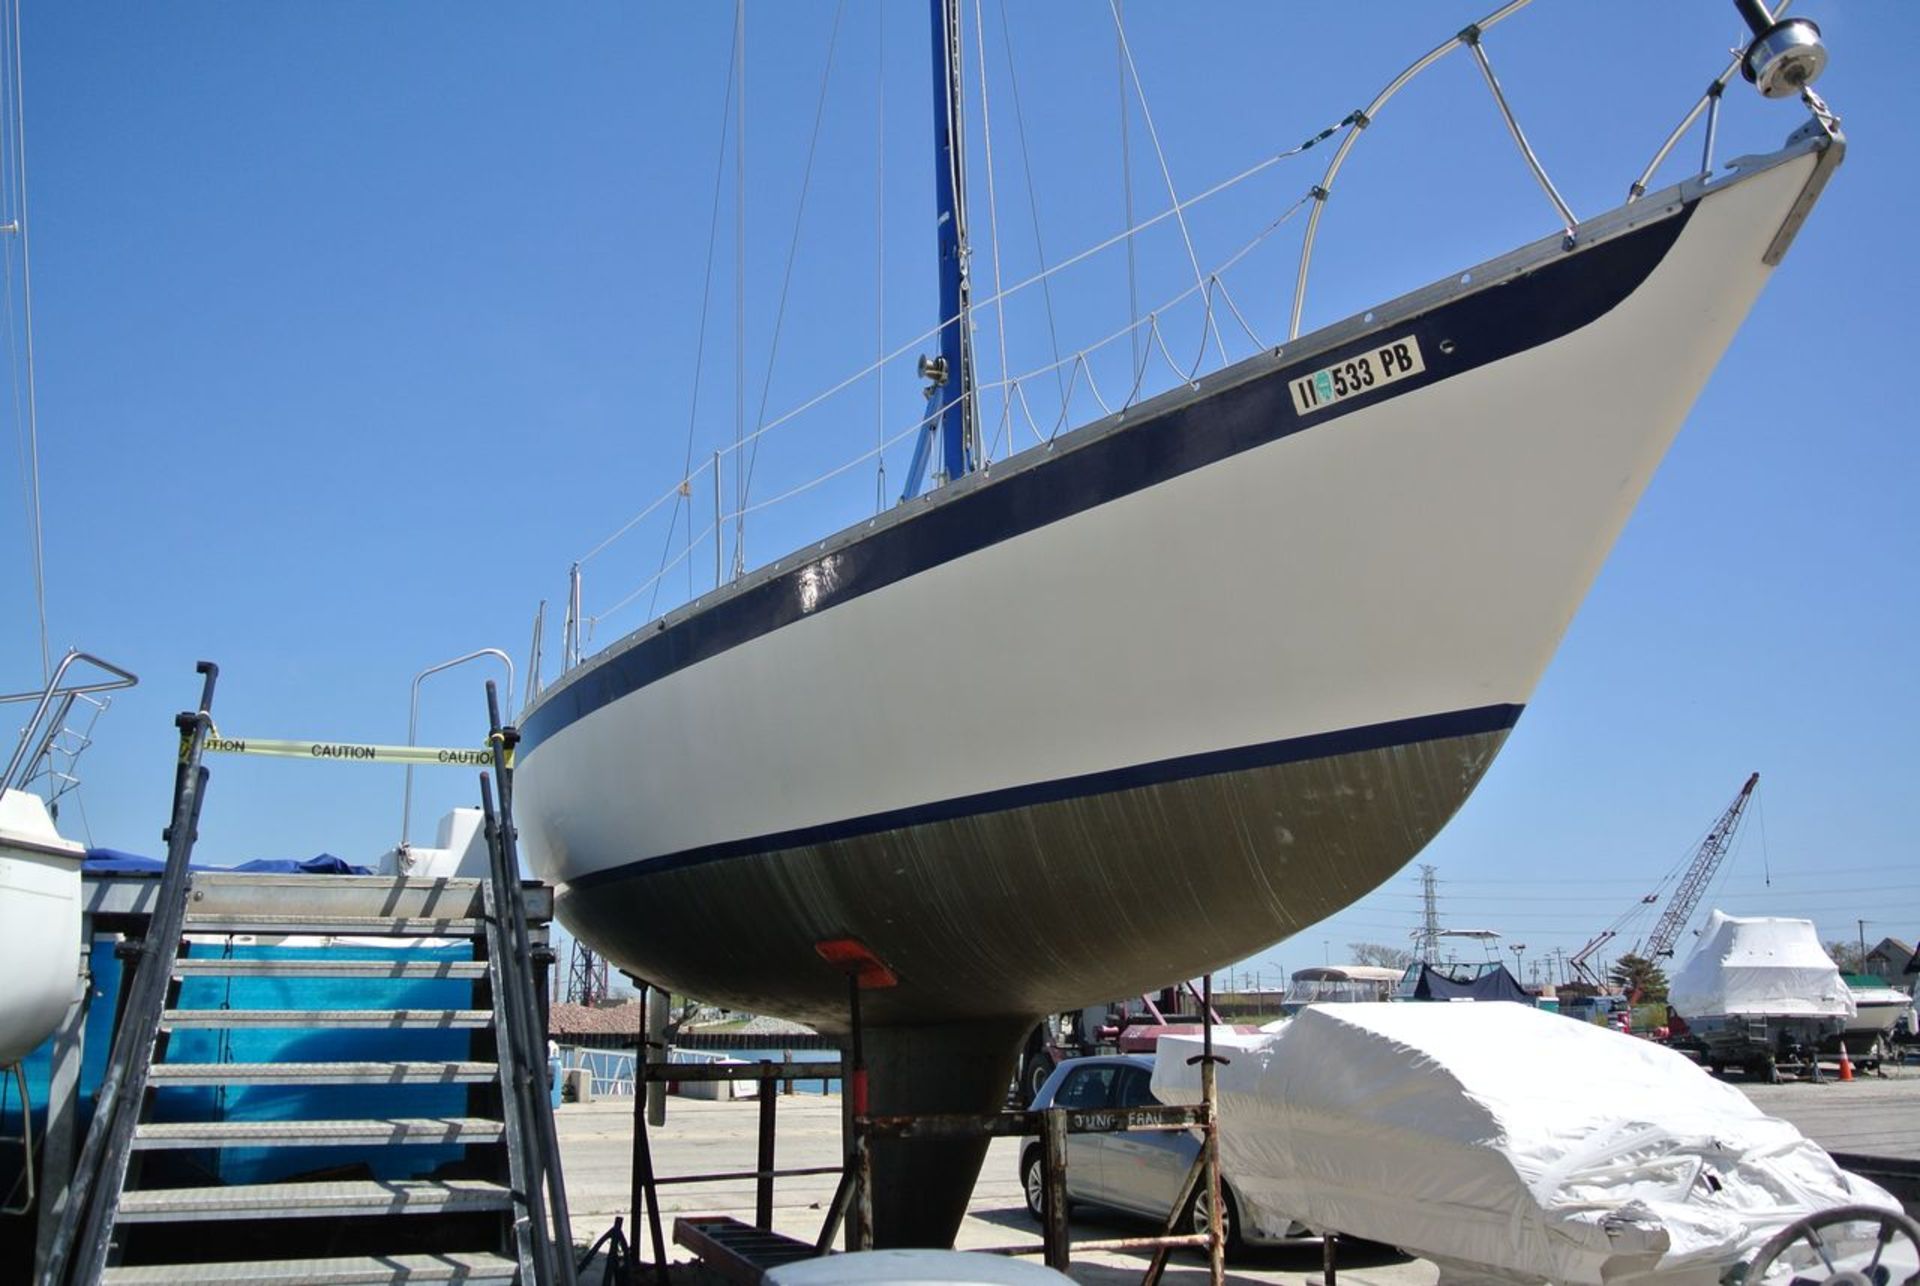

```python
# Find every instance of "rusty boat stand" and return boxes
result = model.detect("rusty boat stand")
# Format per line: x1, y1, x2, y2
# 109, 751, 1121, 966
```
628, 973, 1231, 1285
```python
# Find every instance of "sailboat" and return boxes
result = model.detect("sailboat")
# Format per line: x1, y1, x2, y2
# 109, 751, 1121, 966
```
514, 1, 1843, 1245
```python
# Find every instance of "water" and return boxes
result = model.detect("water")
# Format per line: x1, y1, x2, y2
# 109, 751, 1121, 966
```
558, 1045, 843, 1097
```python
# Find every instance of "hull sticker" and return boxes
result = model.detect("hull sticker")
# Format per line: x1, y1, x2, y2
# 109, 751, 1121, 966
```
1290, 335, 1425, 416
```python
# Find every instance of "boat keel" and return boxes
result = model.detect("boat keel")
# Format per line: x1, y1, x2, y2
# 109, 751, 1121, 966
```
856, 1016, 1030, 1248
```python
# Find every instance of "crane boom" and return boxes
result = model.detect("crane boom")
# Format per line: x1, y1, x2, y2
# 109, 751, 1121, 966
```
1567, 929, 1616, 986
1643, 772, 1760, 961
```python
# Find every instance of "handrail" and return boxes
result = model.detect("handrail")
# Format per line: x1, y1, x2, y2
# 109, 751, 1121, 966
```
1629, 1, 1794, 201
1289, 0, 1535, 341
1463, 27, 1576, 242
39, 662, 218, 1286
2, 650, 138, 792
479, 681, 577, 1286
399, 647, 513, 853
525, 600, 547, 709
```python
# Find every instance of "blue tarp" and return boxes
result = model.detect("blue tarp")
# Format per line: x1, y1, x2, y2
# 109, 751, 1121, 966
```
84, 848, 370, 875
1406, 962, 1534, 1003
6, 939, 476, 1185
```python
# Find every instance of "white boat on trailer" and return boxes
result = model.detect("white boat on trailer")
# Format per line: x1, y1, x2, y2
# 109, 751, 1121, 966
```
514, 2, 1846, 1245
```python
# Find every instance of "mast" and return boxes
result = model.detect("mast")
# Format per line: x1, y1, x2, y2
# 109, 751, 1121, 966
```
928, 0, 977, 485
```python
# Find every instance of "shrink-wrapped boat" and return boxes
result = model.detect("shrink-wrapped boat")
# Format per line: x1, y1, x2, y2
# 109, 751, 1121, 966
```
1153, 1003, 1897, 1286
1668, 912, 1853, 1073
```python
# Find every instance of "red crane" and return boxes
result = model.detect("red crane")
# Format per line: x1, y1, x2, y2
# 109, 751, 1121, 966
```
1566, 773, 1760, 994
1640, 772, 1761, 965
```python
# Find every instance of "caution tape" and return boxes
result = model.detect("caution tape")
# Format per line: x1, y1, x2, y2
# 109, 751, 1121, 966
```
182, 733, 510, 769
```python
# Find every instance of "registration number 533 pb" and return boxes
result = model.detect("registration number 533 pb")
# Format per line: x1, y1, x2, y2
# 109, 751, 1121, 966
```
1288, 334, 1425, 416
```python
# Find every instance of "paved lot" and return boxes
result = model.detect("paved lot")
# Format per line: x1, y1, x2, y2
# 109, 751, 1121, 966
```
558, 1093, 1436, 1285
559, 1066, 1920, 1282
1739, 1061, 1920, 1160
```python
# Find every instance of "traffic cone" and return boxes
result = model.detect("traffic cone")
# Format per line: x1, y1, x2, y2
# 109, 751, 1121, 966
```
1838, 1044, 1855, 1082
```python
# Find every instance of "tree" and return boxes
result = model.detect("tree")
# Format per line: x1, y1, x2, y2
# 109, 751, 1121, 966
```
1608, 953, 1668, 1003
1826, 941, 1866, 973
1348, 942, 1413, 970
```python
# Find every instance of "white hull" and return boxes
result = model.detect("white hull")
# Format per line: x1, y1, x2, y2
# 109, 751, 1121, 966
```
0, 788, 86, 1065
1846, 991, 1911, 1038
518, 139, 1832, 1029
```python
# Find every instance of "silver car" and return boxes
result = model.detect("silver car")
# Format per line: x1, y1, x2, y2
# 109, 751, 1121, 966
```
1017, 1054, 1312, 1252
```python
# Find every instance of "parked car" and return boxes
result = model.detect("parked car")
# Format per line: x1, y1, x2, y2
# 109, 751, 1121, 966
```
1017, 1054, 1313, 1253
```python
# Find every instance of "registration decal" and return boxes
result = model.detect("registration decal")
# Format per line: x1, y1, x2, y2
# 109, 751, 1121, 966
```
1289, 335, 1426, 417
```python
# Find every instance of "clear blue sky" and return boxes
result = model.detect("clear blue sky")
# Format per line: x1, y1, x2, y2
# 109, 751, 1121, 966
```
3, 3, 1913, 992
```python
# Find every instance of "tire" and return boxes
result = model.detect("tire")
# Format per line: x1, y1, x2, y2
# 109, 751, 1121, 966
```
1187, 1180, 1245, 1256
1021, 1146, 1047, 1220
1021, 1055, 1052, 1106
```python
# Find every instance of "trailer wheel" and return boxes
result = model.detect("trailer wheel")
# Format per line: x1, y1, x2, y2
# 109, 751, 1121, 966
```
1021, 1054, 1052, 1105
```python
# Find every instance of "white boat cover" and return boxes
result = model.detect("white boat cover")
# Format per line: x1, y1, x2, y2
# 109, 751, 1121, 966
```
1153, 1003, 1895, 1286
1668, 912, 1856, 1019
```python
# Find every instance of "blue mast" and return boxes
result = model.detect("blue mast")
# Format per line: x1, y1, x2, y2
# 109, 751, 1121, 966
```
904, 0, 977, 500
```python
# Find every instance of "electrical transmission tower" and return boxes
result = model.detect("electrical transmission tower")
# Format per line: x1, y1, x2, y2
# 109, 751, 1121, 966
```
566, 938, 610, 1006
1413, 864, 1442, 964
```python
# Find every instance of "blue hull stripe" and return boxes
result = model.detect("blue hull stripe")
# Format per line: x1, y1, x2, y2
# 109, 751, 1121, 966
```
564, 701, 1523, 888
524, 206, 1691, 758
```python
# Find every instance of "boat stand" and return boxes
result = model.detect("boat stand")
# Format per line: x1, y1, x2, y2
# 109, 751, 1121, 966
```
624, 997, 848, 1284
649, 970, 1229, 1285
832, 973, 1231, 1286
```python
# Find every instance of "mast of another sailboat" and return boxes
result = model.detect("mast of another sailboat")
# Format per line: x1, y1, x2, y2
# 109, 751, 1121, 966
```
927, 0, 977, 487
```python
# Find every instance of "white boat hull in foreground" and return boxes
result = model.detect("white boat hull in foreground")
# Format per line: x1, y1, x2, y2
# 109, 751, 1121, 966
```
521, 140, 1832, 1030
517, 130, 1840, 1244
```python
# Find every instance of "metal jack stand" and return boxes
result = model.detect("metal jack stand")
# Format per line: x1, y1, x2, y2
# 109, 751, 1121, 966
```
627, 987, 848, 1284
577, 1215, 632, 1286
657, 952, 1228, 1285
831, 958, 1228, 1286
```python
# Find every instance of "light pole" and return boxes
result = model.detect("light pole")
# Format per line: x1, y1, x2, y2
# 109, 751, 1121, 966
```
1509, 943, 1526, 980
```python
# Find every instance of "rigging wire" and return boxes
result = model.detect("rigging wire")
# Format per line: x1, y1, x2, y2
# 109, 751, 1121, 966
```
741, 0, 847, 511
577, 135, 1316, 572
1757, 783, 1772, 886
1115, 0, 1139, 376
1692, 787, 1758, 935
1106, 0, 1225, 371
4, 0, 46, 681
733, 0, 746, 579
647, 12, 742, 619
874, 2, 886, 514
994, 0, 1066, 419
585, 192, 1304, 631
972, 0, 1014, 463
592, 408, 936, 629
1000, 192, 1307, 397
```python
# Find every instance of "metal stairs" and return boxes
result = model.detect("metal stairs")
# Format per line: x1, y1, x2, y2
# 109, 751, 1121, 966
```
37, 667, 574, 1286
